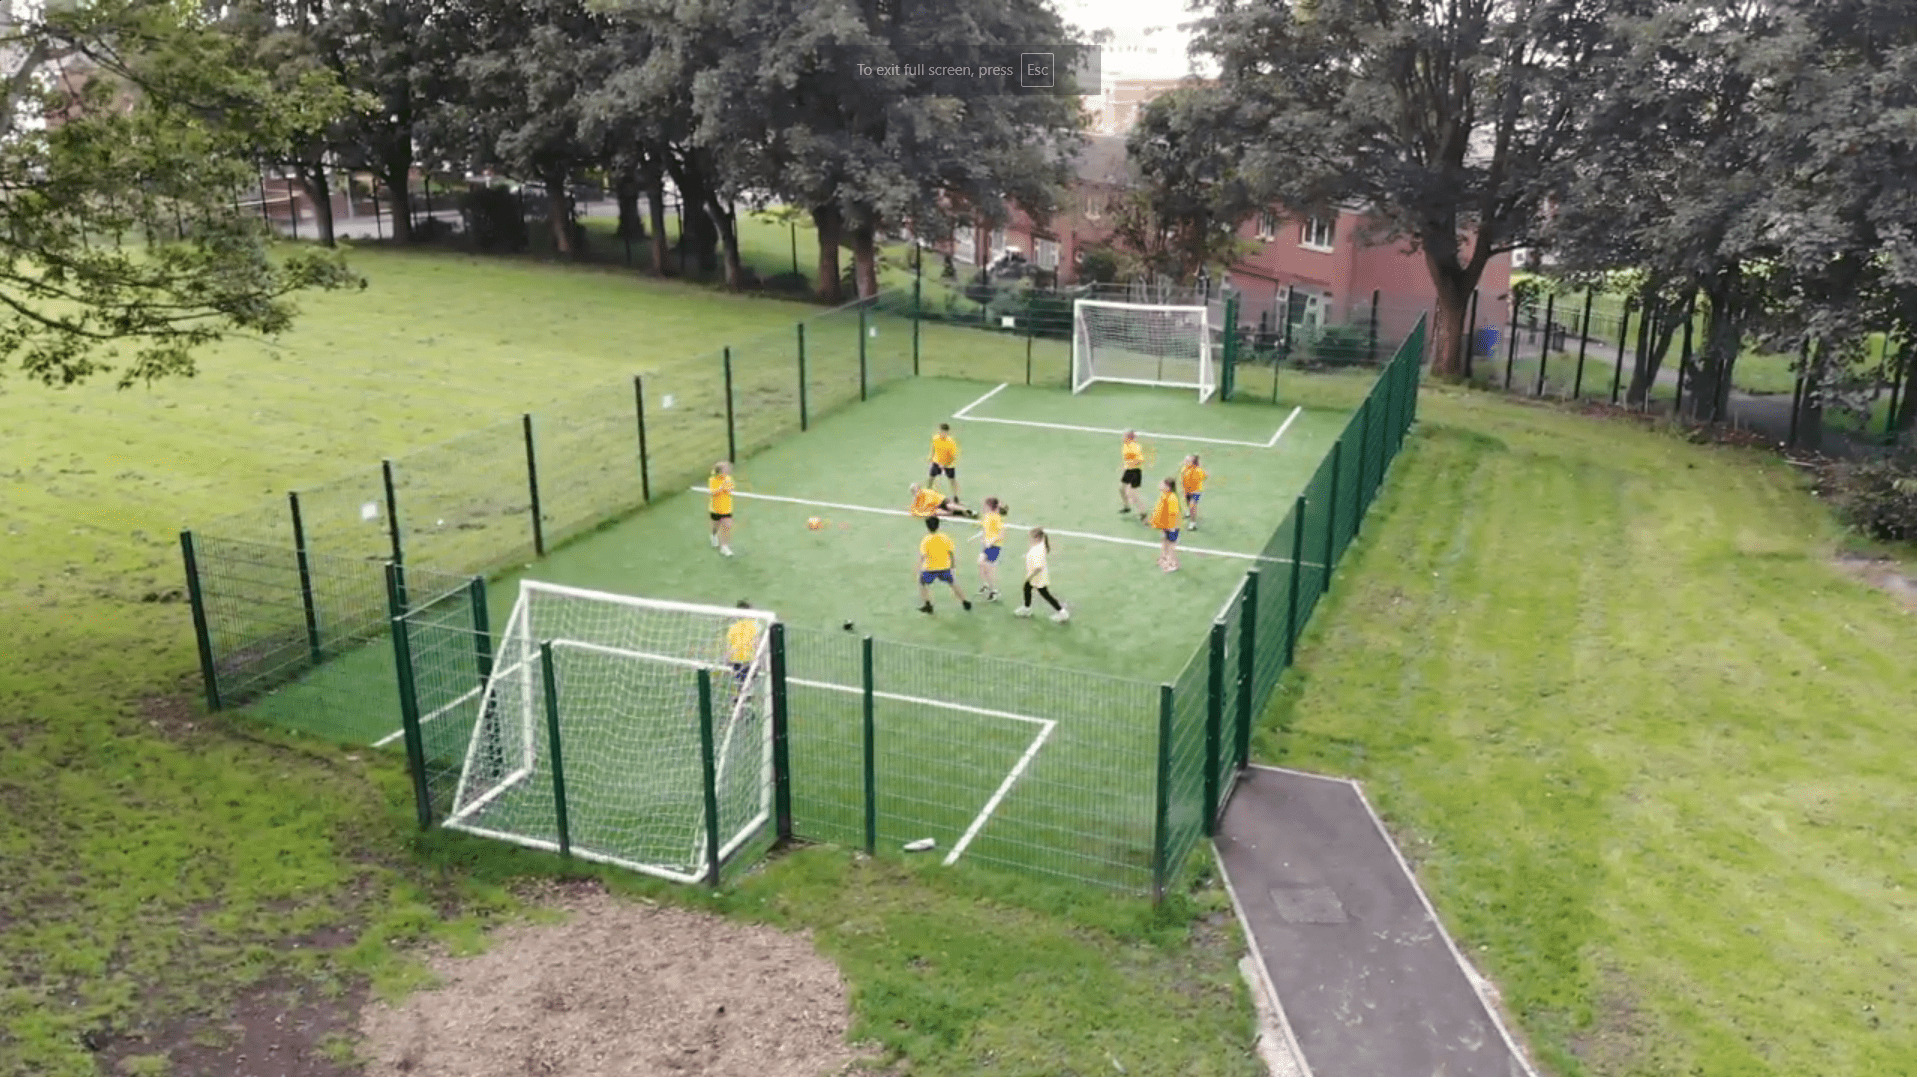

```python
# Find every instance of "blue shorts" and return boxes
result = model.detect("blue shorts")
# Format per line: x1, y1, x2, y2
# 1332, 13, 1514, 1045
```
1163, 529, 1180, 543
1185, 493, 1201, 505
982, 546, 1001, 563
729, 661, 749, 680
920, 569, 954, 585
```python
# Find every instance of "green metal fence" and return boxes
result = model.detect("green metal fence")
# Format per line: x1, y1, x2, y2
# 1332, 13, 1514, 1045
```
180, 282, 1427, 898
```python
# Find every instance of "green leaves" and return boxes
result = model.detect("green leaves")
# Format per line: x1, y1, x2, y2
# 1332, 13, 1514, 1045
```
1, 0, 363, 388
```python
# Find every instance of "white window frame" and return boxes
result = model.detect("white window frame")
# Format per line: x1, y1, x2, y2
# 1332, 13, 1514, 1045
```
1035, 237, 1059, 270
1300, 215, 1335, 252
1083, 193, 1105, 221
1257, 209, 1278, 241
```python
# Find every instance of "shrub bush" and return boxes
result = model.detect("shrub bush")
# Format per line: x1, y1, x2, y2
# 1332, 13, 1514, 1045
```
1822, 455, 1917, 541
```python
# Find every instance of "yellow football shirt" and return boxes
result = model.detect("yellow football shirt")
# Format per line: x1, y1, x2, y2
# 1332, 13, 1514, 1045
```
981, 511, 1003, 546
708, 473, 735, 515
910, 487, 945, 516
1180, 464, 1206, 493
920, 532, 956, 571
930, 433, 959, 467
1122, 439, 1144, 468
726, 619, 758, 663
1149, 491, 1181, 530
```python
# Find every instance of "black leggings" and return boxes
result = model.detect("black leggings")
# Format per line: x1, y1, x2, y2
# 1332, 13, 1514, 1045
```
1022, 583, 1063, 610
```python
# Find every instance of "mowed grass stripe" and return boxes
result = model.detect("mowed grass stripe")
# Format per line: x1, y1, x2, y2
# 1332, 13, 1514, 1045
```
1261, 392, 1916, 1076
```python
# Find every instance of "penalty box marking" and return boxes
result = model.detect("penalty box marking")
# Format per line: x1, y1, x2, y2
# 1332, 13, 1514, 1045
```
952, 382, 1304, 449
787, 677, 1055, 867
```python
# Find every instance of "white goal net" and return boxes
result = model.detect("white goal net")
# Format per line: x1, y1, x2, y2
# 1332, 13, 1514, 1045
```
1073, 299, 1215, 401
445, 580, 776, 884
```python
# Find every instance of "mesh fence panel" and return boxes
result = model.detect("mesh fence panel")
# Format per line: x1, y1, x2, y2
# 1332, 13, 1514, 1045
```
864, 299, 917, 389
536, 382, 648, 549
392, 420, 535, 574
1214, 588, 1247, 814
1160, 639, 1210, 889
782, 626, 867, 849
639, 366, 731, 498
293, 468, 394, 563
395, 576, 494, 819
728, 331, 803, 460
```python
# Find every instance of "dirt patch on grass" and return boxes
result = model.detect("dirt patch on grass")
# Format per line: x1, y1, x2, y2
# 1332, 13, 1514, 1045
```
1833, 554, 1917, 611
98, 976, 366, 1077
359, 882, 867, 1077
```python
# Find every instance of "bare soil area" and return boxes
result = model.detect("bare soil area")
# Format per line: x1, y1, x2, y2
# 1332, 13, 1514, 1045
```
359, 882, 868, 1077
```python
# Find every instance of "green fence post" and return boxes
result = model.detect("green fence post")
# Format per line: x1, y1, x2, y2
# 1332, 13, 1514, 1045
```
468, 576, 492, 685
179, 530, 222, 711
1285, 497, 1305, 668
861, 634, 876, 856
1572, 291, 1594, 399
522, 413, 545, 557
722, 346, 738, 462
797, 327, 810, 432
288, 491, 322, 665
1536, 291, 1556, 396
633, 375, 652, 504
540, 641, 573, 857
386, 562, 432, 829
697, 667, 722, 885
769, 622, 792, 844
1353, 401, 1372, 535
1611, 306, 1631, 406
1151, 683, 1174, 902
1368, 289, 1381, 363
858, 306, 869, 402
1503, 300, 1520, 391
912, 256, 923, 376
1204, 620, 1225, 834
1025, 329, 1033, 386
1220, 294, 1240, 402
1323, 440, 1343, 578
1236, 570, 1257, 767
381, 458, 404, 572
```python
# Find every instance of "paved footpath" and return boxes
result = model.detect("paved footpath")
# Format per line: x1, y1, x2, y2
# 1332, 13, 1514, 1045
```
1217, 766, 1535, 1077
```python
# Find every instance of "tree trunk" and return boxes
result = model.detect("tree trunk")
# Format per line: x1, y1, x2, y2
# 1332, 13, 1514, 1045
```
709, 199, 743, 290
665, 158, 718, 274
1795, 346, 1827, 452
1685, 300, 1743, 422
543, 171, 574, 258
645, 170, 670, 274
615, 175, 644, 240
376, 156, 414, 244
292, 163, 336, 247
1627, 292, 1688, 407
1893, 341, 1917, 434
1427, 265, 1476, 378
849, 218, 880, 298
812, 203, 845, 304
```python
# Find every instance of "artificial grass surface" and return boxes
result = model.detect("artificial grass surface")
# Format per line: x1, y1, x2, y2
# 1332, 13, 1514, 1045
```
1262, 387, 1916, 1075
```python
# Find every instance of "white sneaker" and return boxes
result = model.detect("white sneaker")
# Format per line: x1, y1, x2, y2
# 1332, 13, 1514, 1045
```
710, 533, 719, 547
720, 546, 734, 557
1050, 608, 1070, 623
1014, 606, 1032, 617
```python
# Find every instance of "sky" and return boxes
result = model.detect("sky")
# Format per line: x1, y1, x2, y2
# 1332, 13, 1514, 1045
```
1057, 0, 1214, 81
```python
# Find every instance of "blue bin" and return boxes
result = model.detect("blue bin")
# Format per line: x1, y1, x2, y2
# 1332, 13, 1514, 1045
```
1476, 327, 1499, 357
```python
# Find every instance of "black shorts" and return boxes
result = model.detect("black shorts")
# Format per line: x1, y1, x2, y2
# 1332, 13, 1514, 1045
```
710, 512, 731, 522
929, 463, 956, 479
1121, 468, 1143, 488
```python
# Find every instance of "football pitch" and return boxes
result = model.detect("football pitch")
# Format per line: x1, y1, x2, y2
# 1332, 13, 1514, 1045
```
242, 375, 1352, 887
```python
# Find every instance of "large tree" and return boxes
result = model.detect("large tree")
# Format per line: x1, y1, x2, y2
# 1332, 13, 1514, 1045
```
682, 0, 1083, 300
0, 0, 360, 387
1114, 87, 1260, 287
1194, 0, 1615, 377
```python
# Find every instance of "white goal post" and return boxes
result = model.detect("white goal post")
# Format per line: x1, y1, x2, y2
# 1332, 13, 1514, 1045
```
1072, 299, 1216, 401
444, 580, 778, 885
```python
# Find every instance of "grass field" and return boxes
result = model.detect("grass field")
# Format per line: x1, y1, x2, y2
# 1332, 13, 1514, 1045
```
0, 247, 1273, 1077
1264, 387, 1916, 1075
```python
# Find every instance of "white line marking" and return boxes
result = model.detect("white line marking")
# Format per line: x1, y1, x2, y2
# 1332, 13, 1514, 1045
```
952, 382, 1008, 419
375, 682, 485, 748
945, 719, 1055, 866
691, 487, 1323, 567
788, 677, 1049, 726
953, 412, 1275, 449
1267, 406, 1303, 448
1211, 844, 1315, 1077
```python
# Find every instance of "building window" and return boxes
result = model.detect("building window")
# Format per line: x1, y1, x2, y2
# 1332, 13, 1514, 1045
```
1257, 209, 1278, 240
991, 226, 1007, 254
1084, 194, 1105, 220
1301, 215, 1335, 251
1035, 237, 1059, 269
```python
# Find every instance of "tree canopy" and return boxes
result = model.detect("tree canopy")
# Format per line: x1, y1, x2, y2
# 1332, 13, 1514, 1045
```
1, 0, 361, 387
